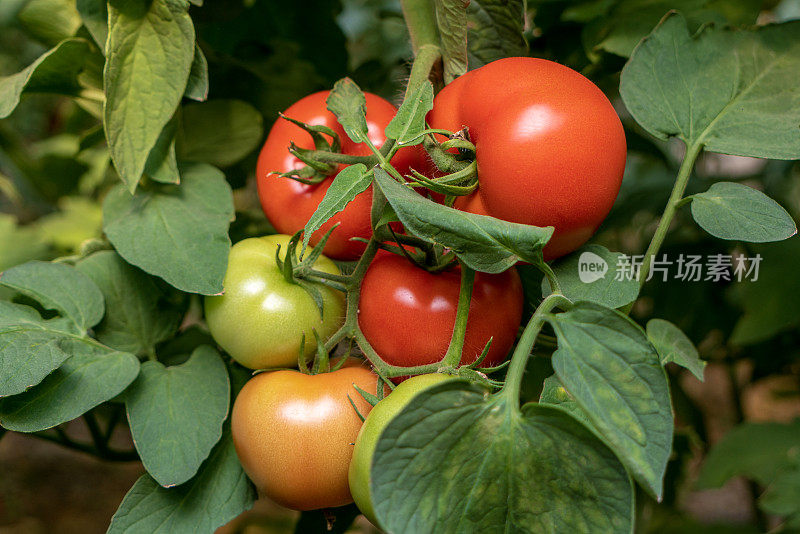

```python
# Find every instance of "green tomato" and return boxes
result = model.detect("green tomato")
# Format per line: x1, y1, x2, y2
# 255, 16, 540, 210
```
349, 373, 454, 525
204, 234, 345, 369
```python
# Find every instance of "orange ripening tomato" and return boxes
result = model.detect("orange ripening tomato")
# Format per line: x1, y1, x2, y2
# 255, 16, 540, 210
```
256, 91, 429, 261
231, 362, 382, 510
427, 57, 627, 260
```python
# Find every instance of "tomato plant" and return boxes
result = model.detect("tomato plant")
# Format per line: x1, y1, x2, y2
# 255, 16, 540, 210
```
427, 57, 627, 260
358, 251, 523, 371
1, 1, 799, 533
204, 234, 345, 369
231, 362, 380, 510
256, 91, 427, 260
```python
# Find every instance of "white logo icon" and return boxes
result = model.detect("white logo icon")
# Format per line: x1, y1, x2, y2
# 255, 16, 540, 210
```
578, 252, 608, 283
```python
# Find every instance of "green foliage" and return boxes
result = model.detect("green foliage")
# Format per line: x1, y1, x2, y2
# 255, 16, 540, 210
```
542, 244, 640, 308
374, 168, 553, 273
1, 0, 799, 532
76, 250, 181, 355
371, 381, 634, 533
435, 0, 469, 82
689, 182, 797, 243
384, 81, 434, 144
548, 302, 673, 499
107, 428, 255, 533
104, 0, 195, 191
302, 163, 369, 251
102, 163, 234, 295
646, 318, 705, 381
0, 38, 90, 119
124, 346, 230, 487
621, 13, 800, 159
178, 99, 263, 167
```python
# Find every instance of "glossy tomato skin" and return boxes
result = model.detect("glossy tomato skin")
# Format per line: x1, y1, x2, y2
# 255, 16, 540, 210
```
358, 252, 523, 371
257, 91, 427, 261
427, 57, 627, 260
231, 363, 380, 510
204, 235, 345, 369
349, 373, 454, 524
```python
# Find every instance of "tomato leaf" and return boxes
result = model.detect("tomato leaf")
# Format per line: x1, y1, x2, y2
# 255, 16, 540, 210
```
17, 0, 81, 45
76, 0, 108, 51
621, 13, 800, 159
575, 0, 760, 60
0, 260, 104, 332
689, 182, 797, 243
547, 302, 673, 500
0, 302, 75, 397
538, 375, 596, 434
466, 0, 527, 68
541, 244, 640, 309
730, 240, 800, 345
373, 168, 553, 273
178, 100, 264, 167
0, 339, 139, 432
108, 427, 255, 533
124, 346, 230, 487
144, 113, 181, 185
371, 381, 633, 533
104, 0, 195, 192
385, 81, 434, 145
435, 0, 468, 83
646, 318, 705, 381
102, 163, 234, 295
184, 45, 209, 102
326, 78, 369, 143
696, 420, 800, 488
0, 38, 90, 119
301, 163, 369, 251
76, 251, 181, 356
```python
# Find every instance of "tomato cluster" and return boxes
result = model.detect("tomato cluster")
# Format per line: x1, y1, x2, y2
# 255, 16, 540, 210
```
205, 57, 625, 521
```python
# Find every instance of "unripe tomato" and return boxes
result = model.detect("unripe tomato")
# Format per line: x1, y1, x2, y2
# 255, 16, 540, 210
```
349, 373, 454, 524
427, 57, 627, 260
257, 91, 428, 261
204, 235, 344, 369
231, 363, 381, 510
358, 252, 523, 372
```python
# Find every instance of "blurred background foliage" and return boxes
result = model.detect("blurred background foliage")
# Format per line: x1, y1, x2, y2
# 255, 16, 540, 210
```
1, 0, 799, 532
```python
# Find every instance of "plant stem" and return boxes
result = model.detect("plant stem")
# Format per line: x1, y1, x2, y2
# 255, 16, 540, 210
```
400, 0, 439, 56
637, 141, 703, 288
441, 262, 475, 367
502, 293, 572, 403
405, 44, 442, 99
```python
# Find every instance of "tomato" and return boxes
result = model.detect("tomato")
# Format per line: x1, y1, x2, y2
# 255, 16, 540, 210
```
358, 252, 523, 372
349, 373, 454, 524
257, 91, 428, 261
231, 362, 381, 510
427, 57, 627, 260
204, 234, 344, 369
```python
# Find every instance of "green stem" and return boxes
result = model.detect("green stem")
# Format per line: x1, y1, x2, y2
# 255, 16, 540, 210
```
539, 261, 562, 295
441, 262, 475, 367
638, 141, 703, 289
400, 0, 439, 55
404, 44, 442, 99
502, 294, 572, 403
355, 326, 442, 378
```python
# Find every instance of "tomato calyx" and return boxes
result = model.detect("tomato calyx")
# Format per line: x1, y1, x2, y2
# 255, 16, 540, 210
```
404, 127, 479, 202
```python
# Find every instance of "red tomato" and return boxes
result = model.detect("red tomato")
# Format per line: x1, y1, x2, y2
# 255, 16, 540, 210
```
257, 91, 427, 260
427, 57, 627, 260
358, 252, 523, 374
